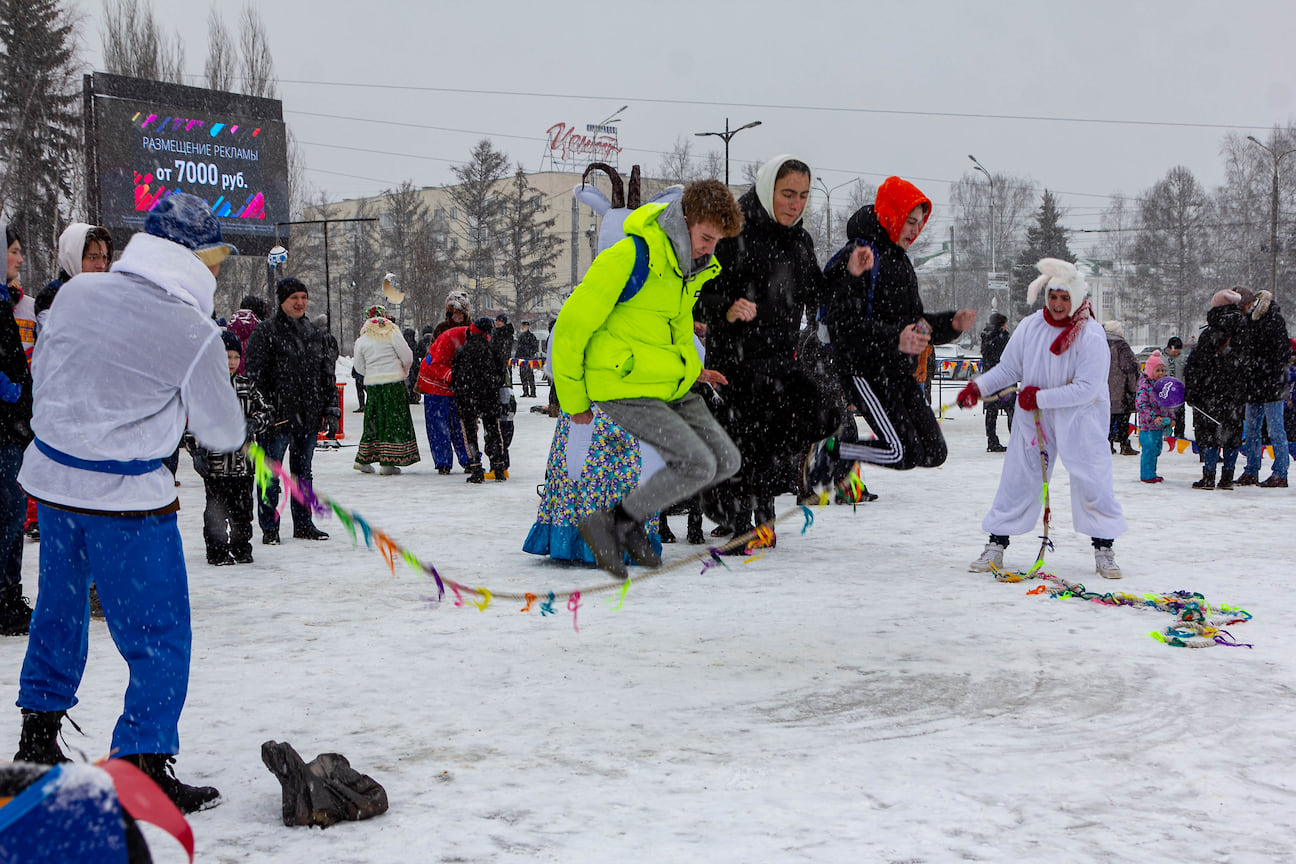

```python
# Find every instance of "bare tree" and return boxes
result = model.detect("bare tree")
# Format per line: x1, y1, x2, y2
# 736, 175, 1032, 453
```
237, 3, 277, 98
203, 6, 235, 92
101, 0, 185, 84
656, 136, 695, 186
1132, 166, 1213, 336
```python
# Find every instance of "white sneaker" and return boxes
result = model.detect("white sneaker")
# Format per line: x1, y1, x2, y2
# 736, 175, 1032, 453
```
353, 462, 375, 474
970, 543, 1006, 572
379, 465, 401, 475
1095, 547, 1122, 579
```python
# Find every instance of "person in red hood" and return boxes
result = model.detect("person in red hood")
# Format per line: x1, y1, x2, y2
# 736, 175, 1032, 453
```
818, 177, 976, 481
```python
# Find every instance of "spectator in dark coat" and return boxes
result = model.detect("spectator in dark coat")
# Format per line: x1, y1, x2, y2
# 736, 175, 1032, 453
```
1234, 287, 1290, 487
244, 278, 338, 543
0, 222, 33, 636
452, 318, 506, 483
1104, 320, 1139, 455
979, 312, 1014, 452
1164, 336, 1187, 439
514, 321, 540, 397
493, 313, 515, 387
1185, 291, 1249, 489
402, 326, 421, 403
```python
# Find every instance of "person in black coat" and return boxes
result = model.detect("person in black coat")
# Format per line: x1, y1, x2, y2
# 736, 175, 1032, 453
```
979, 312, 1014, 452
0, 223, 33, 636
514, 321, 540, 397
1234, 287, 1290, 486
244, 278, 339, 543
401, 326, 421, 403
492, 314, 515, 387
823, 176, 976, 472
451, 318, 506, 483
694, 156, 870, 539
1184, 290, 1249, 489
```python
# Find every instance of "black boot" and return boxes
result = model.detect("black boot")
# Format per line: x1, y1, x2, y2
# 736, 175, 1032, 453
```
1217, 468, 1235, 490
615, 505, 661, 568
121, 753, 221, 814
577, 509, 629, 579
13, 709, 71, 764
658, 515, 676, 544
465, 463, 485, 484
1192, 468, 1216, 489
0, 583, 32, 636
292, 524, 330, 541
686, 510, 704, 545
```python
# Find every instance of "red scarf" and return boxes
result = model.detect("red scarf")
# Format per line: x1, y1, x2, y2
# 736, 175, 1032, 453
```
1042, 299, 1092, 356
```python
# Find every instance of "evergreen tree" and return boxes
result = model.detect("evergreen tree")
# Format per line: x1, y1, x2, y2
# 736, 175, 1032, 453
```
448, 139, 510, 312
499, 166, 564, 315
0, 0, 80, 286
1011, 190, 1074, 321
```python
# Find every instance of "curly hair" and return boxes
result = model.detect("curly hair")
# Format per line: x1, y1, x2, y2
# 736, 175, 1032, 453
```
680, 179, 743, 238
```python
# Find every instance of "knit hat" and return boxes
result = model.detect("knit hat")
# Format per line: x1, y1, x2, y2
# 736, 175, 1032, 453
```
1027, 258, 1088, 305
445, 291, 470, 314
1144, 349, 1165, 377
471, 316, 494, 336
277, 277, 307, 305
366, 305, 387, 321
988, 312, 1007, 329
495, 313, 508, 324
220, 329, 242, 354
144, 192, 238, 266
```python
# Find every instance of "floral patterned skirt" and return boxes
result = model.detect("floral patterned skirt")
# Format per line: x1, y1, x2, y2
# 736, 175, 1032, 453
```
522, 409, 660, 564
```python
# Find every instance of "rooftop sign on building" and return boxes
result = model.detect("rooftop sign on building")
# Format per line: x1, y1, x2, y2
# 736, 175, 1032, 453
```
543, 121, 622, 172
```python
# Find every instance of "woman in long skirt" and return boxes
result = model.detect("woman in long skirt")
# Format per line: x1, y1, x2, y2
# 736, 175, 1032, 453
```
352, 306, 421, 475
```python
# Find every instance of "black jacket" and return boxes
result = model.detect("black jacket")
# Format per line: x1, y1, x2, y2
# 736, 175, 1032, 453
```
245, 310, 340, 433
1241, 297, 1290, 404
514, 329, 539, 359
185, 374, 271, 477
0, 287, 32, 447
980, 325, 1010, 372
451, 331, 502, 416
696, 188, 824, 376
1185, 304, 1247, 422
823, 206, 958, 381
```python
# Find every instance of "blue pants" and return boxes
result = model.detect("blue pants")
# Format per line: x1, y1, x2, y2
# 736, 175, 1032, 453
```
1243, 401, 1289, 479
18, 506, 190, 756
1138, 429, 1164, 480
256, 429, 318, 533
0, 445, 25, 591
1204, 446, 1239, 475
424, 395, 469, 470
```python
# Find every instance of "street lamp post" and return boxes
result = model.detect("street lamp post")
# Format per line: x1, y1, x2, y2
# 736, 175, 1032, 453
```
1246, 135, 1296, 299
814, 177, 856, 250
695, 118, 762, 187
968, 154, 996, 278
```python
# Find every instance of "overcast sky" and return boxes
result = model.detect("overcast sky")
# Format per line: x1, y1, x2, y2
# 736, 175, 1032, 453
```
74, 0, 1295, 254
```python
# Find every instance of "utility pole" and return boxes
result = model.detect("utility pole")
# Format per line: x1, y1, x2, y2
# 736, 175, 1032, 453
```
815, 177, 855, 251
695, 118, 762, 187
1247, 134, 1295, 300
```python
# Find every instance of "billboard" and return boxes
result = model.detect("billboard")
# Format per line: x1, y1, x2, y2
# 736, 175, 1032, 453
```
84, 73, 289, 256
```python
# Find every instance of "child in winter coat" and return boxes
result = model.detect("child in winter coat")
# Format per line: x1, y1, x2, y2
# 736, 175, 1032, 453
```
451, 318, 507, 483
185, 330, 272, 564
1135, 349, 1175, 483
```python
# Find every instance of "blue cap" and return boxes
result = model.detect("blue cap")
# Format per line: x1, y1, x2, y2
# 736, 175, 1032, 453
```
145, 192, 239, 265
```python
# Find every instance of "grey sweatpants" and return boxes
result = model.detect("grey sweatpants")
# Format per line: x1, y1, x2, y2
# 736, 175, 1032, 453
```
596, 392, 741, 522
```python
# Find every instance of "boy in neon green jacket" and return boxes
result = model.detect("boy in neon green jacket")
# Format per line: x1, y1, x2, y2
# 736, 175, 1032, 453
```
553, 179, 744, 578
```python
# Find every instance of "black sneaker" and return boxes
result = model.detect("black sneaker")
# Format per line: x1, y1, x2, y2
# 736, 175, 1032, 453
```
292, 525, 330, 541
233, 550, 255, 564
209, 553, 237, 566
0, 583, 33, 637
987, 442, 1007, 453
577, 509, 628, 580
23, 523, 38, 541
262, 528, 280, 545
466, 465, 485, 484
436, 465, 452, 475
13, 709, 72, 764
121, 753, 221, 814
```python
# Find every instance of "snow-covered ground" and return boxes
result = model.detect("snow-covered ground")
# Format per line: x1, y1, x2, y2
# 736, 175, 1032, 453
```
4, 373, 1296, 863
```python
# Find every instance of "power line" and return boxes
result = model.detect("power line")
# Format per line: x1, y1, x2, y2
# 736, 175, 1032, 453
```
275, 78, 1275, 132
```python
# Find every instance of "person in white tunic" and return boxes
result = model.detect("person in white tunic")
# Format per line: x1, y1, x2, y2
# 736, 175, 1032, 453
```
956, 258, 1127, 579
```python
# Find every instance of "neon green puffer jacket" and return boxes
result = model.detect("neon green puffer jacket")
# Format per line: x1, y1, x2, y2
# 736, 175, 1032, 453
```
552, 203, 720, 414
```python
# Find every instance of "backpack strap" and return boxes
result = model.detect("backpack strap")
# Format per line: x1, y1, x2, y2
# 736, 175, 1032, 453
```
617, 235, 650, 304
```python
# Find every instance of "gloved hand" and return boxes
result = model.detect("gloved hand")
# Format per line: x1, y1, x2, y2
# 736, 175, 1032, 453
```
322, 416, 339, 438
1017, 386, 1040, 412
956, 382, 981, 409
0, 371, 21, 404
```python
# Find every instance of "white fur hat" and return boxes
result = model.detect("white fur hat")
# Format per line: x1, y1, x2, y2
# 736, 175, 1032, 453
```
1027, 258, 1088, 305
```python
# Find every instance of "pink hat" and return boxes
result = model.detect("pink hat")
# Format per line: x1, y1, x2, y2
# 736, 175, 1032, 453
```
1145, 349, 1165, 376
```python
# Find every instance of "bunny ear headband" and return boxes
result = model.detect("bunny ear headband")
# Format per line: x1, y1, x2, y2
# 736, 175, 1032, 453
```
1027, 257, 1088, 305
